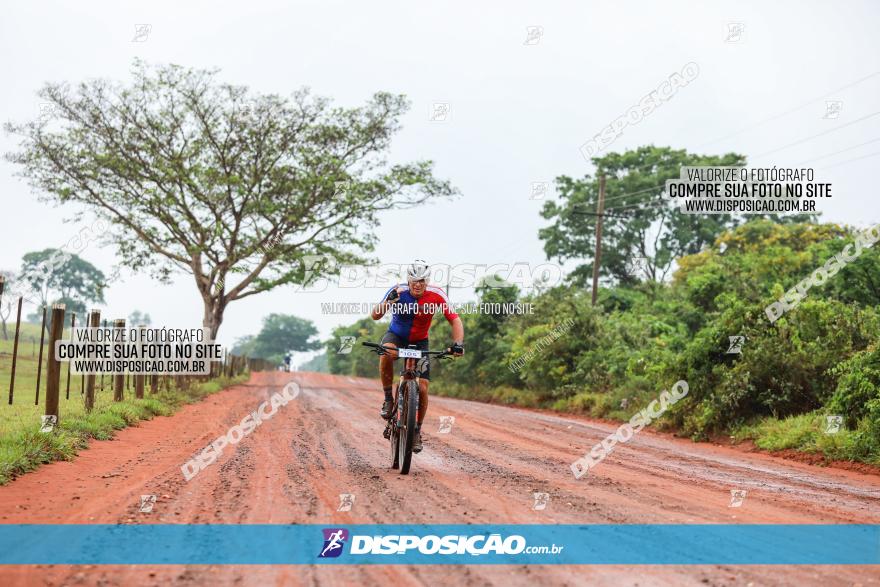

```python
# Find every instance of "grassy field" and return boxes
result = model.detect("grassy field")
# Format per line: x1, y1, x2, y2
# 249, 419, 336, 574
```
0, 320, 246, 484
1, 321, 89, 419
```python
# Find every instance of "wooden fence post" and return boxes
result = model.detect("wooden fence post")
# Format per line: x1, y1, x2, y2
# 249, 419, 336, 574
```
113, 319, 125, 401
7, 297, 23, 405
35, 305, 48, 405
84, 309, 100, 412
100, 319, 106, 392
45, 304, 66, 424
135, 324, 145, 399
65, 313, 75, 400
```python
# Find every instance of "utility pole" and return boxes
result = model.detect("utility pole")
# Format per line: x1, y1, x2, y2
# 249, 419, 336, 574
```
591, 174, 606, 306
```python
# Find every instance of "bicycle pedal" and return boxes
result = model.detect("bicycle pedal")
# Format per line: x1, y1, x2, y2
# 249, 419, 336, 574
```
383, 424, 392, 439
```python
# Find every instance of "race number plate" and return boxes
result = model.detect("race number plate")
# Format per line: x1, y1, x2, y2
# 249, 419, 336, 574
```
398, 348, 422, 359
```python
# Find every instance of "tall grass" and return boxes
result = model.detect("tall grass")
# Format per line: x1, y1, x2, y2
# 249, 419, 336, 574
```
0, 321, 246, 484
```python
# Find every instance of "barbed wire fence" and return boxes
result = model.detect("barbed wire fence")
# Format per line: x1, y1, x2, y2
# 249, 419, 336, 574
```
0, 275, 271, 427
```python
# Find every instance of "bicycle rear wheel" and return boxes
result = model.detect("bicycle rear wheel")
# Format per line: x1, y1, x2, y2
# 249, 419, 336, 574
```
398, 380, 419, 474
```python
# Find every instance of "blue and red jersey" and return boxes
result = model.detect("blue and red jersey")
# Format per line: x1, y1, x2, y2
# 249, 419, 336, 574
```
380, 284, 459, 342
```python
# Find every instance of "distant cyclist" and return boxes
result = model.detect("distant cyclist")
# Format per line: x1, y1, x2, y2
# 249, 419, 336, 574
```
370, 260, 464, 453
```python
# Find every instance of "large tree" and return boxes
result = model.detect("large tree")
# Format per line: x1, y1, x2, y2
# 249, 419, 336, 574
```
128, 310, 153, 326
5, 60, 457, 338
539, 146, 746, 286
253, 313, 321, 361
232, 314, 321, 364
18, 249, 105, 323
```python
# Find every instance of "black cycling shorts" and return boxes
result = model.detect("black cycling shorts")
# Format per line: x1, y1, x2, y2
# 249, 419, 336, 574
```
380, 331, 431, 380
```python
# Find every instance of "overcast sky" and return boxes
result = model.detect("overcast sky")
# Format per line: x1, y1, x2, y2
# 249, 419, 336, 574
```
2, 0, 878, 363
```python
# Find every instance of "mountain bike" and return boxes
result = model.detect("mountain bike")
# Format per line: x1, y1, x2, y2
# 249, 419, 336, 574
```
363, 341, 452, 474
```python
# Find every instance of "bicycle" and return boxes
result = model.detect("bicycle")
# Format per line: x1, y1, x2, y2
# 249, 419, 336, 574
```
362, 341, 452, 474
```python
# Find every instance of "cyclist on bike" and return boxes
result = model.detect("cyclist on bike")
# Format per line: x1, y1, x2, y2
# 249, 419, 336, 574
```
370, 259, 464, 453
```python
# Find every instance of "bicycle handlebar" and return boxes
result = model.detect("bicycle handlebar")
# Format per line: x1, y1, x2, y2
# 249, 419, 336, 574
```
361, 341, 453, 358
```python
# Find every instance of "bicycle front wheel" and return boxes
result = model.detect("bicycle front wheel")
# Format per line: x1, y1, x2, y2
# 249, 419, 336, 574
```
398, 380, 419, 474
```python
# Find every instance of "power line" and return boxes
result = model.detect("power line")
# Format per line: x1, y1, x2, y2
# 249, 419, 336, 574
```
820, 150, 880, 170
697, 71, 880, 148
533, 155, 879, 261
563, 86, 880, 225
601, 148, 880, 216
573, 72, 880, 208
569, 184, 666, 214
611, 203, 671, 218
796, 137, 880, 165
752, 111, 880, 159
593, 134, 880, 213
586, 125, 878, 210
604, 195, 667, 213
572, 210, 639, 220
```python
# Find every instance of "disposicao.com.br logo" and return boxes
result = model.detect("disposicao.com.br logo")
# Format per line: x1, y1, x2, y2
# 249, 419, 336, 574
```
317, 528, 563, 558
318, 528, 349, 558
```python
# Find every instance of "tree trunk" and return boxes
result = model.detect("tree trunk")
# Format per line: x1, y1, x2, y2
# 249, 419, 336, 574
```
202, 298, 225, 341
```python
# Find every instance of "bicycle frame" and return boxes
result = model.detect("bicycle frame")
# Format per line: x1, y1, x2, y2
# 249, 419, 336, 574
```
363, 341, 452, 474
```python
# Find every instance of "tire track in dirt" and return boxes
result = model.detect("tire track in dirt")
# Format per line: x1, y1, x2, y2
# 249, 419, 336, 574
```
0, 371, 878, 587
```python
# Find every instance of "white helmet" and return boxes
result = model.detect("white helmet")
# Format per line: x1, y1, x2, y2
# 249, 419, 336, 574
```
407, 259, 431, 281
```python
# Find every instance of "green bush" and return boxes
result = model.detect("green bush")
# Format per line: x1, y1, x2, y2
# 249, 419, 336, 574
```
324, 220, 880, 464
670, 297, 878, 437
828, 344, 880, 427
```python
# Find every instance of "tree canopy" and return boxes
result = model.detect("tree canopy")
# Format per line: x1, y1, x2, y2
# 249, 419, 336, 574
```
540, 145, 746, 285
5, 60, 458, 337
17, 249, 105, 322
232, 313, 320, 365
128, 310, 153, 326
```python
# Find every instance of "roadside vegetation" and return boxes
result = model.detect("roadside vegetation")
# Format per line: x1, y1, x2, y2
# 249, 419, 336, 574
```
0, 322, 246, 484
324, 149, 880, 466
328, 219, 880, 465
5, 60, 876, 467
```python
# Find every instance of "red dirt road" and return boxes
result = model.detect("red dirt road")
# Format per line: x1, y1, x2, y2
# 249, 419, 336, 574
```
1, 371, 878, 586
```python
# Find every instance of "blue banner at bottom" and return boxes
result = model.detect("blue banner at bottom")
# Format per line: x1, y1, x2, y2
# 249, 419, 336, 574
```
0, 524, 877, 565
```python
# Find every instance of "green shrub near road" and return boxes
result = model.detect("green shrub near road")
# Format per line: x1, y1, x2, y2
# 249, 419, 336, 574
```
327, 220, 880, 465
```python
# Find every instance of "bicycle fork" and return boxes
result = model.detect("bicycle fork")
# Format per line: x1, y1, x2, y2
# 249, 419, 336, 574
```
386, 361, 420, 436
398, 381, 419, 429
